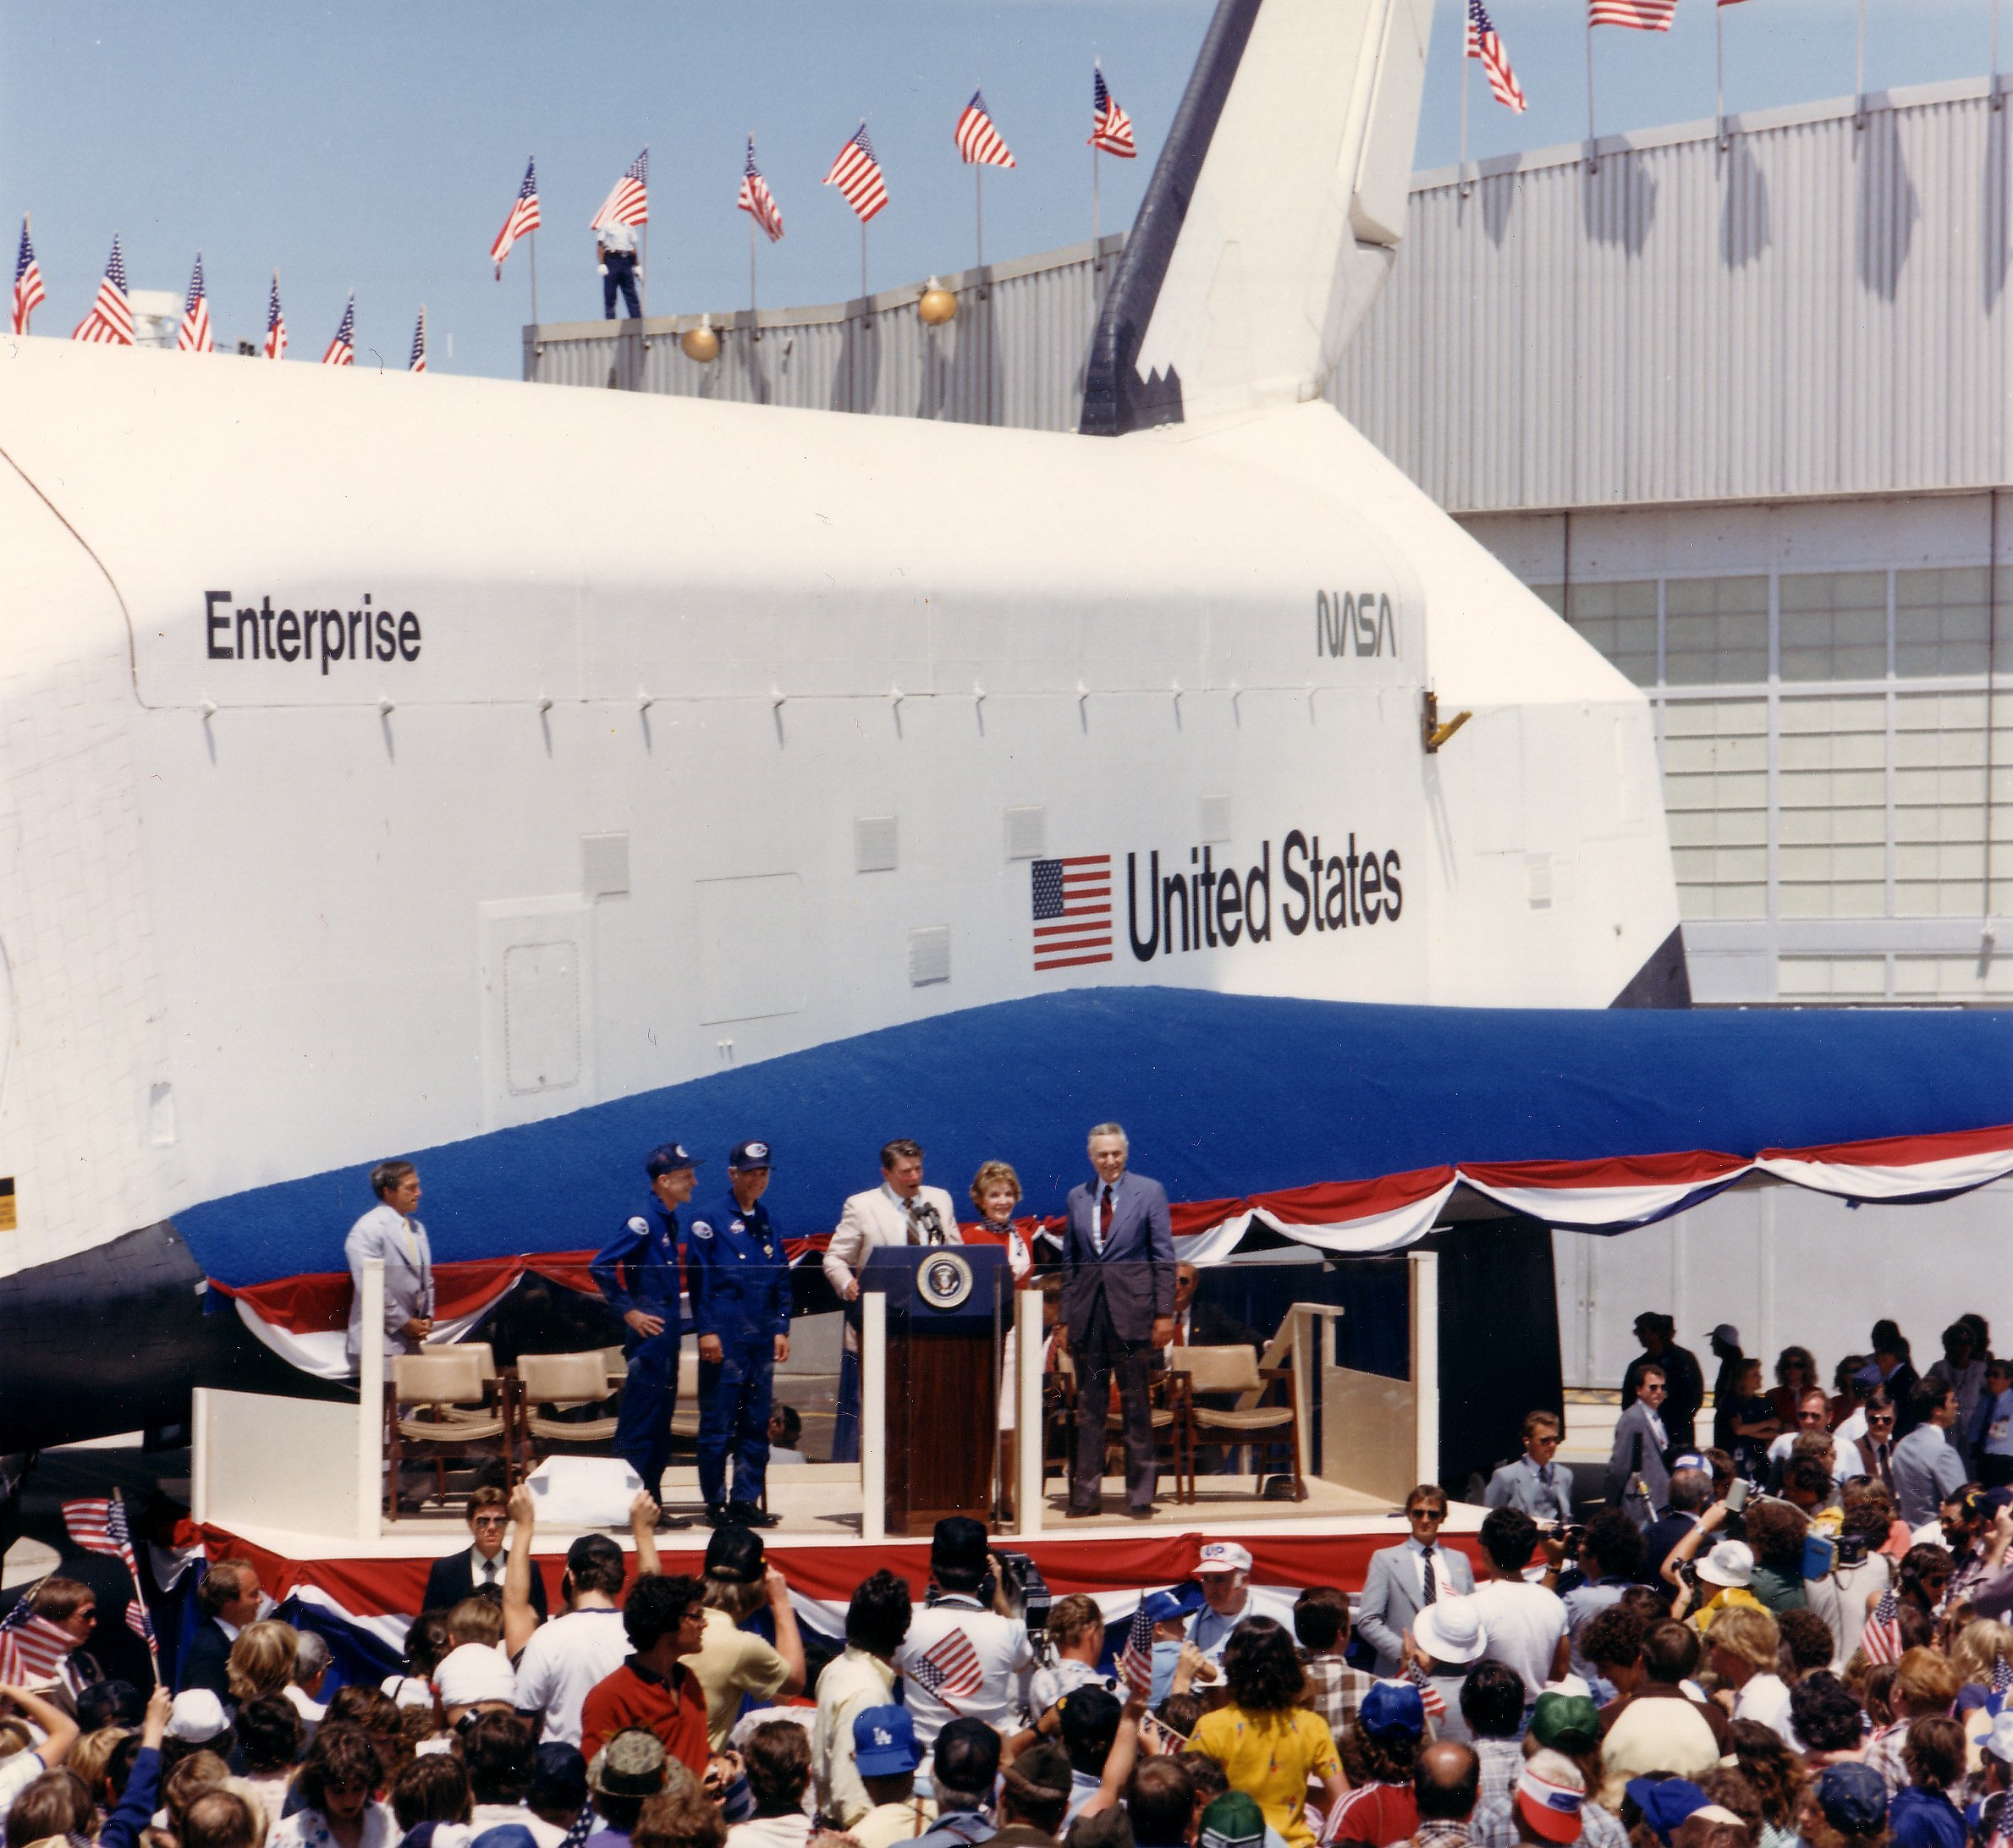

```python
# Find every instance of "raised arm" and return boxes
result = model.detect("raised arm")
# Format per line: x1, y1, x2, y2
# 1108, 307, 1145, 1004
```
503, 1482, 544, 1657
767, 1565, 806, 1697
0, 1683, 78, 1768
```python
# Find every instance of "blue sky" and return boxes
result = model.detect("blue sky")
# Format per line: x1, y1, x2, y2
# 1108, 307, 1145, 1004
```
1, 0, 2004, 380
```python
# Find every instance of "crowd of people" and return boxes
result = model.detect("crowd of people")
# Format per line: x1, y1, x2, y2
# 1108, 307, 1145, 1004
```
14, 1306, 2013, 1848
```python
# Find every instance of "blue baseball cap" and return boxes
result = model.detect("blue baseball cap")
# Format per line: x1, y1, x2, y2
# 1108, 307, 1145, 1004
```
1140, 1585, 1207, 1625
646, 1142, 701, 1177
854, 1704, 921, 1776
729, 1140, 773, 1170
1360, 1680, 1426, 1741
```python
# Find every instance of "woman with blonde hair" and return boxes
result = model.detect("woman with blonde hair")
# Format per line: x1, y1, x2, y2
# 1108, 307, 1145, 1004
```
228, 1621, 304, 1707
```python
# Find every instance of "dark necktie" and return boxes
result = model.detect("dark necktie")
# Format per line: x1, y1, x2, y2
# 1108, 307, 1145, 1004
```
1538, 1463, 1554, 1486
1099, 1186, 1114, 1251
479, 1557, 497, 1586
1420, 1547, 1438, 1605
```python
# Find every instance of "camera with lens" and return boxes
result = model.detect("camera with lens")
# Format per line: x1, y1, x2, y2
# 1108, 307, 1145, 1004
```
1834, 1531, 1870, 1568
995, 1549, 1053, 1636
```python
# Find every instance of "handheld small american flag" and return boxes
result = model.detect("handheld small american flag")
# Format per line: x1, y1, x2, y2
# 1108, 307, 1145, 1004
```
0, 1599, 75, 1686
739, 139, 784, 244
126, 1595, 155, 1645
1404, 1663, 1448, 1722
956, 91, 1017, 168
1862, 1583, 1904, 1665
1031, 856, 1114, 971
264, 274, 287, 360
1589, 0, 1678, 27
824, 124, 888, 223
63, 1495, 137, 1565
1119, 1603, 1155, 1695
910, 1626, 984, 1699
1091, 65, 1136, 157
591, 149, 650, 231
492, 157, 542, 277
71, 234, 133, 345
178, 253, 213, 353
409, 307, 427, 373
12, 217, 45, 335
1466, 0, 1526, 113
322, 294, 355, 367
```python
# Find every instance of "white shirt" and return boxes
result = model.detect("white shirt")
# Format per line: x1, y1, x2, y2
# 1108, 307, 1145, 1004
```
512, 1605, 630, 1745
814, 1645, 901, 1828
470, 1543, 507, 1589
1027, 1656, 1111, 1717
274, 1804, 399, 1848
1767, 1430, 1844, 1479
382, 1672, 435, 1708
1468, 1576, 1567, 1700
283, 1682, 327, 1724
1732, 1672, 1797, 1746
598, 223, 638, 256
1837, 1408, 1869, 1445
894, 1594, 1034, 1747
0, 1751, 47, 1829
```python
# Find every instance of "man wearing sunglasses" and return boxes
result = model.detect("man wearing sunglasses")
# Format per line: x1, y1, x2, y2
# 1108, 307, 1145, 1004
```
1356, 1486, 1476, 1680
1607, 1367, 1673, 1532
424, 1483, 548, 1618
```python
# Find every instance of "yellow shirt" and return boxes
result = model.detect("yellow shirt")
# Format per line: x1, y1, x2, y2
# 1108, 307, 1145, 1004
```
681, 1607, 790, 1749
1690, 1585, 1767, 1633
1190, 1704, 1340, 1848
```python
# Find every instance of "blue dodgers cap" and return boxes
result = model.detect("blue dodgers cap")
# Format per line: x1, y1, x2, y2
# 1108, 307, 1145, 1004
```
1626, 1779, 1711, 1845
1141, 1584, 1207, 1624
1360, 1680, 1426, 1741
854, 1703, 921, 1776
645, 1142, 701, 1178
1816, 1764, 1888, 1835
729, 1140, 773, 1170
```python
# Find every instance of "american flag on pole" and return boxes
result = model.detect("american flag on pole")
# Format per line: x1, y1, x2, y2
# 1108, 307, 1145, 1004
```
178, 253, 213, 352
1590, 0, 1678, 27
1091, 65, 1137, 157
591, 150, 650, 230
739, 139, 785, 244
1119, 1603, 1155, 1695
1403, 1663, 1449, 1722
0, 1599, 75, 1687
910, 1626, 984, 1699
12, 217, 45, 335
1467, 0, 1527, 112
492, 157, 541, 277
823, 124, 888, 223
263, 274, 287, 360
1990, 1655, 2013, 1713
63, 1496, 160, 1679
1031, 856, 1114, 971
322, 294, 355, 366
409, 307, 427, 373
955, 91, 1017, 168
1862, 1582, 1904, 1665
71, 234, 133, 344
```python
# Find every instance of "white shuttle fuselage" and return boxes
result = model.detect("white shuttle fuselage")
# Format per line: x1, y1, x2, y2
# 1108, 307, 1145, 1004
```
0, 0, 1683, 1445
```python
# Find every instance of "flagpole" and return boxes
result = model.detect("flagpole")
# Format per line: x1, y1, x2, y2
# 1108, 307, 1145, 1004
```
113, 1488, 162, 1686
1460, 32, 1471, 194
1716, 3, 1725, 149
1856, 0, 1867, 127
1092, 144, 1102, 250
976, 166, 984, 270
1586, 15, 1598, 172
750, 215, 757, 322
1996, 0, 2004, 109
529, 229, 539, 330
861, 223, 868, 303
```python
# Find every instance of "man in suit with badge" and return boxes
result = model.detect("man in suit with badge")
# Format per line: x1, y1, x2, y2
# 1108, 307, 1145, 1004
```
1062, 1121, 1174, 1519
822, 1139, 963, 1463
686, 1141, 791, 1529
1354, 1483, 1477, 1678
345, 1160, 434, 1372
591, 1142, 700, 1516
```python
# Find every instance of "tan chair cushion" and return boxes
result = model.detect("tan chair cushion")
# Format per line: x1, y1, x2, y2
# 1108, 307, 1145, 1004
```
1190, 1407, 1294, 1432
398, 1411, 507, 1442
393, 1350, 484, 1405
1169, 1346, 1263, 1393
523, 1415, 621, 1444
519, 1352, 614, 1405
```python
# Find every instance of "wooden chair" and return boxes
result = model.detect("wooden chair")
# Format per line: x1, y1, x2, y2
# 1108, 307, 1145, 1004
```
516, 1351, 624, 1468
387, 1349, 509, 1520
1049, 1350, 1191, 1505
1168, 1345, 1306, 1503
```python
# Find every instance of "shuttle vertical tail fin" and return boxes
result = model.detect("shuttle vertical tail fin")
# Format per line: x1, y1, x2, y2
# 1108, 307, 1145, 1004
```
1081, 0, 1433, 437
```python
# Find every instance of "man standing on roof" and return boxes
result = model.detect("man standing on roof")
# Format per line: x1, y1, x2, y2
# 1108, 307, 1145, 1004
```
685, 1141, 791, 1530
591, 1142, 700, 1516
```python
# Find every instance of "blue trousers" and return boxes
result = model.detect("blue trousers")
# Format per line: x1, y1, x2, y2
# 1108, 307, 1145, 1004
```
698, 1334, 775, 1506
602, 252, 641, 320
831, 1346, 861, 1464
613, 1327, 679, 1495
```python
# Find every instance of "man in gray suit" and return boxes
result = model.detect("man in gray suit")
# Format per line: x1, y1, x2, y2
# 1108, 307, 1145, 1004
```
1061, 1122, 1174, 1519
1354, 1483, 1476, 1678
1606, 1364, 1673, 1531
345, 1158, 435, 1372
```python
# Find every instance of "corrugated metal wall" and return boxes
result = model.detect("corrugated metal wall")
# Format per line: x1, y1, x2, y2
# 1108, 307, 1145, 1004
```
527, 77, 2011, 510
1340, 77, 2013, 513
525, 234, 1123, 433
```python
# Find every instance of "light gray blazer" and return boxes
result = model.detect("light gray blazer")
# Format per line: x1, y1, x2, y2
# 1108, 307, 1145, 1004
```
1354, 1538, 1476, 1678
344, 1202, 435, 1368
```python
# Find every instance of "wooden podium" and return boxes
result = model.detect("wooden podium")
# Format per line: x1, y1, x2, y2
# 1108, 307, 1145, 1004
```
861, 1245, 1009, 1536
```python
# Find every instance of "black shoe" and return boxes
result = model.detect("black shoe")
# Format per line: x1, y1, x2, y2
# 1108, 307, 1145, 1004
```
1125, 1503, 1157, 1520
727, 1500, 780, 1528
702, 1502, 729, 1527
653, 1509, 694, 1530
1065, 1503, 1101, 1519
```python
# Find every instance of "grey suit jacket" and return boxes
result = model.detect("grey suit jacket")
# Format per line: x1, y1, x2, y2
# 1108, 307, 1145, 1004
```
1354, 1539, 1477, 1679
1060, 1170, 1174, 1345
1606, 1400, 1672, 1526
344, 1202, 435, 1367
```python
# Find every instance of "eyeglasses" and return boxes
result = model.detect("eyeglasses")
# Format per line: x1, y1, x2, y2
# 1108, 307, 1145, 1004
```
1867, 1413, 1895, 1426
471, 1515, 509, 1529
1411, 1507, 1448, 1523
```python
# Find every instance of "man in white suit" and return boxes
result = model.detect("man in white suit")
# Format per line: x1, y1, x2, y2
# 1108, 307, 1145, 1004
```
822, 1138, 962, 1463
1353, 1482, 1476, 1678
344, 1158, 435, 1372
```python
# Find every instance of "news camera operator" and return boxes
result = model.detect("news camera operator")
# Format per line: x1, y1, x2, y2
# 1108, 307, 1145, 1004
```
894, 1518, 1037, 1752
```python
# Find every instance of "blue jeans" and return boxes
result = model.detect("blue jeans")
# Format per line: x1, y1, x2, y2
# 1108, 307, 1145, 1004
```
602, 251, 640, 319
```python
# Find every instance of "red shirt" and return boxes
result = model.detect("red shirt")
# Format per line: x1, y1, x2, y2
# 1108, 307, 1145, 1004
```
1328, 1781, 1416, 1848
580, 1656, 711, 1777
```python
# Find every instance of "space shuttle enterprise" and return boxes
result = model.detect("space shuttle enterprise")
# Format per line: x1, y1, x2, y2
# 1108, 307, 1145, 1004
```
0, 0, 1689, 1451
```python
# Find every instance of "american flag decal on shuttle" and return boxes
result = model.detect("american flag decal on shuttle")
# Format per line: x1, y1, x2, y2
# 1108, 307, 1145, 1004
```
1031, 855, 1114, 971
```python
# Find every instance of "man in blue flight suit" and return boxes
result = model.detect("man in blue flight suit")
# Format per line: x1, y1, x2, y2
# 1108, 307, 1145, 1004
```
591, 1141, 700, 1522
686, 1140, 791, 1530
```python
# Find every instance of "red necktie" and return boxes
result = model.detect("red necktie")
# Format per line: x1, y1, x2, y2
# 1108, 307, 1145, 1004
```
1100, 1187, 1114, 1243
